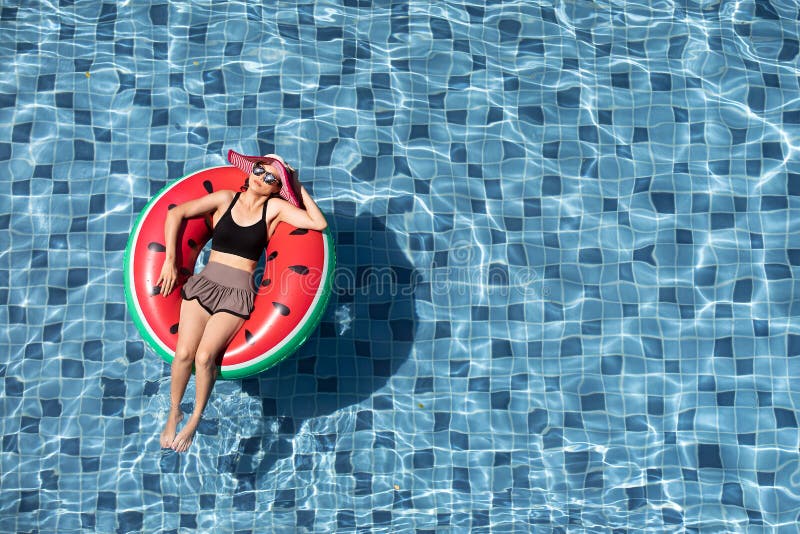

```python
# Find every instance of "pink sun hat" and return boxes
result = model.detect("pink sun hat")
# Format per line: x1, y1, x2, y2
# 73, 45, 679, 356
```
227, 149, 303, 208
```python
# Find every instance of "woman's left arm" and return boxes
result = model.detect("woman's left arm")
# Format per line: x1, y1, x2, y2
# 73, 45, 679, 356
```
277, 185, 328, 231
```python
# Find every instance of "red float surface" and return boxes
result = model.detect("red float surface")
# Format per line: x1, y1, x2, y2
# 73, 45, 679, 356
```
127, 166, 328, 371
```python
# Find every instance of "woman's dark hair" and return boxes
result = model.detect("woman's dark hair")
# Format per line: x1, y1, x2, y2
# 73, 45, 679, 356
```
286, 167, 306, 210
240, 177, 249, 192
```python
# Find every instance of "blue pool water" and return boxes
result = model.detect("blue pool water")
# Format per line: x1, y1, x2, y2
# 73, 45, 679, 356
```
2, 0, 800, 531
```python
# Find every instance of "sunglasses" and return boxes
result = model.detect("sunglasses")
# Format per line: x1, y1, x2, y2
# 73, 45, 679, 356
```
252, 163, 281, 185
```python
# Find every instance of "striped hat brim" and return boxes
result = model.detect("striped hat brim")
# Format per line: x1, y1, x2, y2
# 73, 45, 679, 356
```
227, 149, 301, 208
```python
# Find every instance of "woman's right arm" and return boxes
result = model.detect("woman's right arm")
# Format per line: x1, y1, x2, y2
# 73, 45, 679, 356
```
157, 191, 233, 296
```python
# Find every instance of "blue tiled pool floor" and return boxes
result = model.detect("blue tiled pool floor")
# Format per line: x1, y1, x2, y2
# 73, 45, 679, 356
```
2, 0, 800, 532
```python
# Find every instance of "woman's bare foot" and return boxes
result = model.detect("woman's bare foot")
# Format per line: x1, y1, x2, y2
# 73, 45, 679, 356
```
171, 415, 200, 453
160, 411, 183, 449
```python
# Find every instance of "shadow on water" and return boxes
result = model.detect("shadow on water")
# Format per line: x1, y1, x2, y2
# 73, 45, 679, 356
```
210, 208, 417, 479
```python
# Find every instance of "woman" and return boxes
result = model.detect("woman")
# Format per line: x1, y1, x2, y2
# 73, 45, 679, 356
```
156, 150, 328, 452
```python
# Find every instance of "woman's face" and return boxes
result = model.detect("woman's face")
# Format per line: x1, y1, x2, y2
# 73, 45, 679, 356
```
249, 162, 281, 194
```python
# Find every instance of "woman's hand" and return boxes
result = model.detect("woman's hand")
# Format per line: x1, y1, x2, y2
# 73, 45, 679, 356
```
157, 260, 179, 297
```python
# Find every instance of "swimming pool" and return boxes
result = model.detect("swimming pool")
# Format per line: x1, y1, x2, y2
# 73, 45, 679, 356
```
2, 0, 799, 531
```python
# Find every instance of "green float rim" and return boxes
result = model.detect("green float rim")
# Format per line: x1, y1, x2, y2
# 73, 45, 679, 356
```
123, 168, 335, 379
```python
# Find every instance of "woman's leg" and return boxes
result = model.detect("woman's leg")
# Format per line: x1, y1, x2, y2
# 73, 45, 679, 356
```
160, 298, 210, 448
171, 312, 244, 452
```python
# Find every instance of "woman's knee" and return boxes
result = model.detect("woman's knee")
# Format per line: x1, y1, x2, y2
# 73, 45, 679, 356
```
194, 349, 217, 369
173, 347, 194, 365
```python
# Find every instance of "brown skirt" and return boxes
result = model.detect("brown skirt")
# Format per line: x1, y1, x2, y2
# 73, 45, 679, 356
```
181, 261, 256, 319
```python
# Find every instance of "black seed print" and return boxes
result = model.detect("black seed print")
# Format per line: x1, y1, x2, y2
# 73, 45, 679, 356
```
290, 228, 308, 235
288, 265, 309, 275
188, 239, 198, 249
245, 330, 254, 344
170, 323, 179, 334
261, 278, 271, 287
151, 286, 161, 296
273, 302, 290, 316
203, 180, 214, 193
267, 251, 278, 261
148, 242, 166, 252
168, 204, 177, 210
179, 267, 192, 276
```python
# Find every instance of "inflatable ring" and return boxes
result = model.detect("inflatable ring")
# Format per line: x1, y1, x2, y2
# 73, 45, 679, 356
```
124, 166, 335, 379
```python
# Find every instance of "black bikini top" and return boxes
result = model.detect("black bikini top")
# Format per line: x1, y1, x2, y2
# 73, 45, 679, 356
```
210, 192, 268, 261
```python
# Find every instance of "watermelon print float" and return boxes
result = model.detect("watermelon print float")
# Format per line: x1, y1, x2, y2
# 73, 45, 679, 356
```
124, 166, 335, 379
